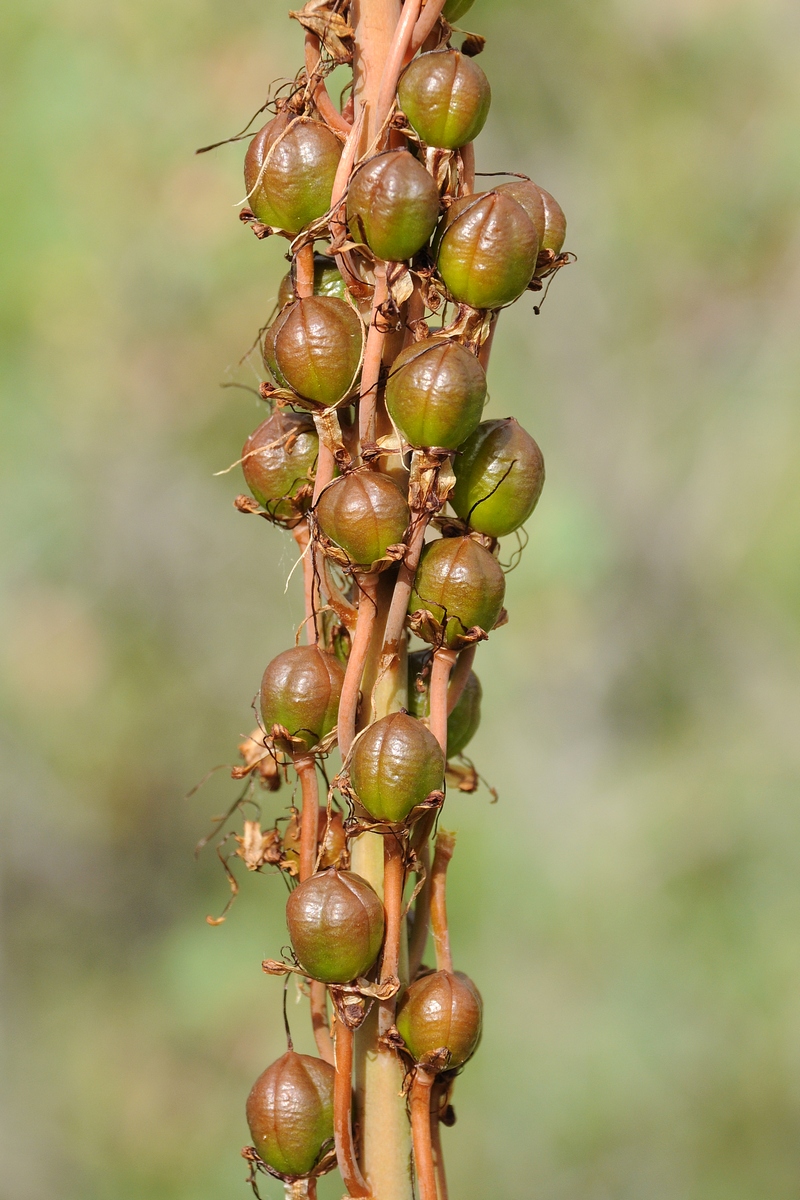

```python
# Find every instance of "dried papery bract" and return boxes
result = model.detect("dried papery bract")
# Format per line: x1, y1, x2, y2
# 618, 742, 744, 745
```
204, 2, 573, 1197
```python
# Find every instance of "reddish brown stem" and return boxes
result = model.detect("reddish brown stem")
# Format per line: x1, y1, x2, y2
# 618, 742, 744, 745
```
429, 830, 455, 974
334, 1021, 370, 1198
430, 1082, 449, 1200
294, 756, 320, 884
378, 834, 406, 1036
338, 573, 380, 760
310, 981, 334, 1064
375, 0, 424, 135
291, 521, 317, 645
478, 313, 498, 372
407, 839, 431, 981
409, 0, 447, 56
410, 1068, 438, 1200
459, 141, 475, 196
446, 645, 475, 716
429, 647, 456, 755
295, 242, 316, 299
359, 264, 389, 449
379, 515, 429, 672
304, 32, 352, 135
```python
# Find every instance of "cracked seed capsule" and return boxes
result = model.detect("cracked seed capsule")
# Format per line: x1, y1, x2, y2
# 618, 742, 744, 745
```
242, 410, 318, 525
407, 651, 482, 757
246, 1050, 335, 1177
385, 337, 486, 450
277, 254, 347, 308
398, 50, 491, 150
350, 712, 445, 823
408, 536, 505, 648
244, 113, 342, 235
347, 150, 440, 262
315, 472, 410, 567
452, 417, 545, 537
435, 191, 539, 310
260, 646, 345, 754
286, 869, 385, 984
397, 970, 483, 1069
264, 296, 363, 408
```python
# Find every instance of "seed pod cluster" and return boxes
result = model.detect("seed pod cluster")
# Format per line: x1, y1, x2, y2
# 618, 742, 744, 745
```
217, 3, 570, 1194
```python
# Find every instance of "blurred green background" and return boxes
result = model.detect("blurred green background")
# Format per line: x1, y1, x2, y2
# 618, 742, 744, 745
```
2, 0, 800, 1196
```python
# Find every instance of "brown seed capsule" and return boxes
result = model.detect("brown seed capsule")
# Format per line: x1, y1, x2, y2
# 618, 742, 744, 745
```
260, 646, 345, 754
286, 869, 385, 984
242, 410, 318, 525
536, 185, 567, 257
398, 50, 491, 150
396, 970, 483, 1069
283, 808, 346, 871
350, 712, 445, 823
347, 150, 440, 262
246, 1050, 335, 1177
494, 179, 546, 244
435, 191, 539, 310
408, 536, 506, 648
264, 297, 363, 409
244, 113, 342, 235
451, 417, 545, 537
277, 254, 348, 308
385, 337, 487, 450
315, 471, 410, 567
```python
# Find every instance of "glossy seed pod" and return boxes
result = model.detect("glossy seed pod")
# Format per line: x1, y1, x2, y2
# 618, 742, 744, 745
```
435, 191, 539, 310
494, 179, 546, 244
407, 651, 482, 757
452, 417, 545, 537
260, 646, 345, 753
347, 151, 440, 262
316, 472, 410, 567
385, 338, 486, 450
246, 1050, 335, 1177
442, 0, 476, 18
242, 410, 318, 524
283, 808, 346, 871
350, 712, 445, 823
396, 970, 483, 1069
264, 297, 363, 408
244, 113, 342, 235
398, 50, 491, 150
277, 254, 347, 308
286, 869, 385, 984
536, 185, 567, 256
408, 536, 505, 647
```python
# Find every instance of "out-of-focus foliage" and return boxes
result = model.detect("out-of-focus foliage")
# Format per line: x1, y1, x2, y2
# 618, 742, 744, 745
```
2, 0, 800, 1197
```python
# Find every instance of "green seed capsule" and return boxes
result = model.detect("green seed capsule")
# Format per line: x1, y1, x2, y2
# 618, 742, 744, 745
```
286, 869, 385, 984
435, 191, 539, 310
398, 50, 491, 150
264, 297, 363, 408
409, 536, 505, 648
442, 0, 476, 19
407, 650, 482, 757
242, 410, 318, 524
385, 338, 486, 450
396, 970, 483, 1069
537, 185, 567, 256
244, 113, 342, 235
452, 417, 545, 537
494, 179, 546, 244
277, 254, 348, 308
350, 712, 445, 822
316, 472, 410, 567
260, 646, 345, 753
347, 151, 440, 262
246, 1051, 335, 1177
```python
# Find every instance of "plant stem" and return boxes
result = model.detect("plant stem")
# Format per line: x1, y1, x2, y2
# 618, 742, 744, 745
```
429, 647, 456, 753
379, 515, 428, 672
407, 839, 431, 981
294, 756, 320, 883
447, 644, 475, 715
334, 1020, 370, 1198
304, 31, 352, 135
429, 830, 456, 974
291, 521, 317, 644
351, 0, 402, 148
409, 0, 447, 56
430, 1082, 449, 1200
338, 573, 379, 759
359, 264, 389, 448
409, 1068, 438, 1200
374, 0, 424, 132
379, 834, 405, 1025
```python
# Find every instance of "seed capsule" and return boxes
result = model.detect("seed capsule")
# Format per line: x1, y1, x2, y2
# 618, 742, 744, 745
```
260, 646, 345, 753
347, 151, 440, 262
350, 712, 445, 823
385, 338, 486, 450
246, 1050, 335, 1177
435, 191, 539, 310
408, 536, 505, 647
242, 410, 318, 524
283, 808, 346, 871
316, 472, 410, 567
278, 254, 347, 308
407, 651, 482, 757
244, 113, 342, 235
286, 869, 385, 983
494, 179, 546, 244
396, 970, 483, 1069
264, 297, 363, 409
442, 0, 476, 18
536, 185, 567, 257
398, 50, 491, 150
452, 417, 545, 537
